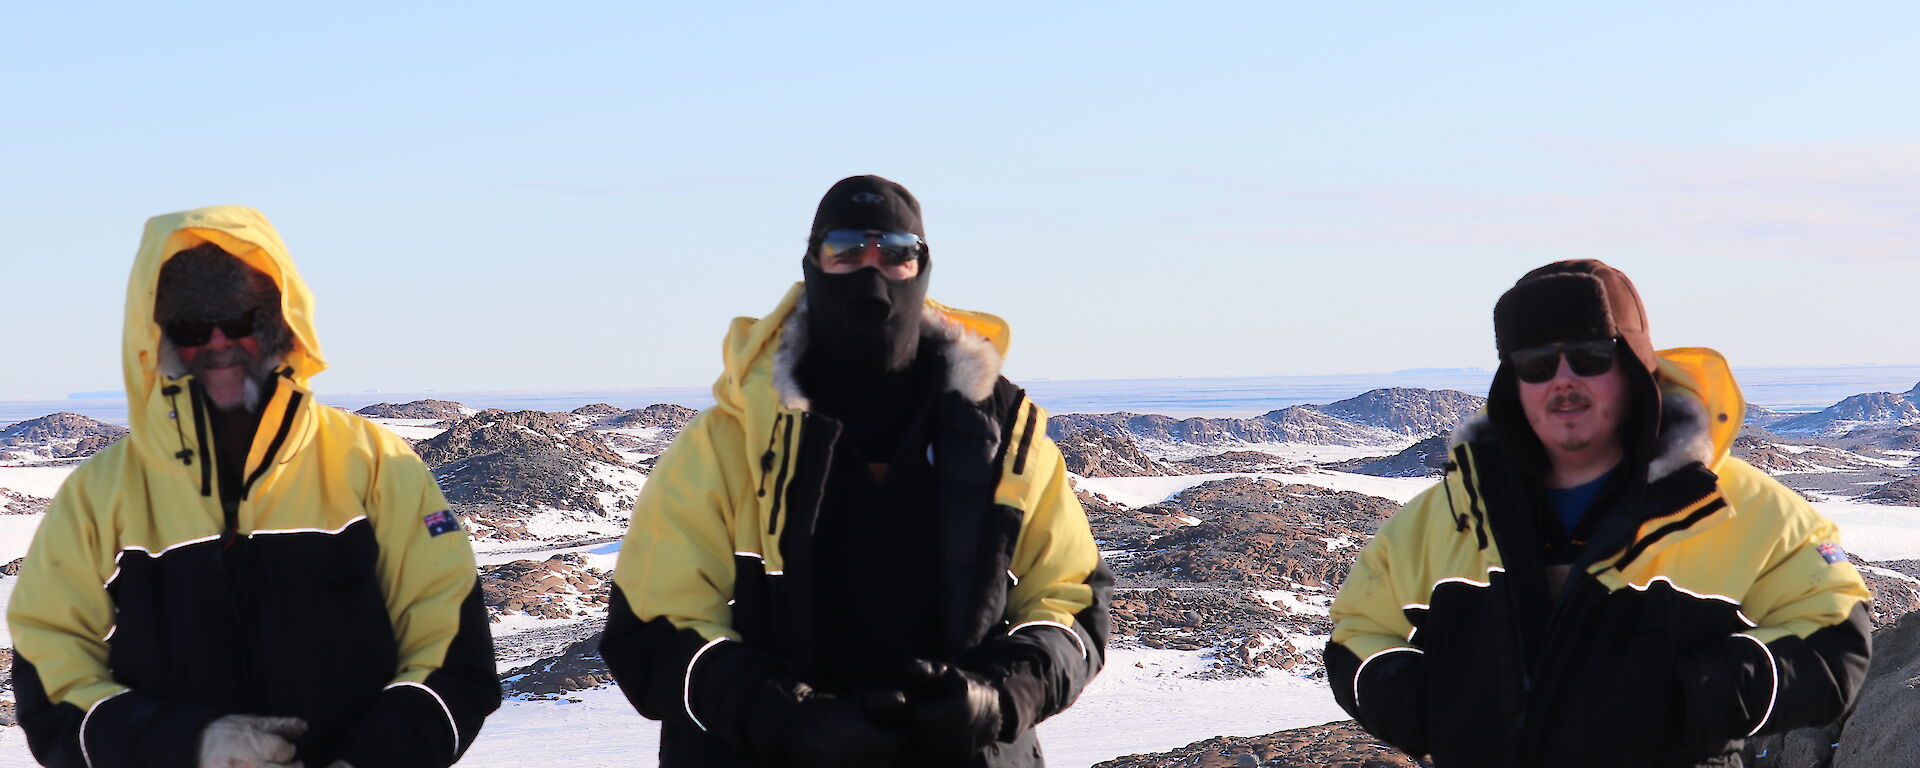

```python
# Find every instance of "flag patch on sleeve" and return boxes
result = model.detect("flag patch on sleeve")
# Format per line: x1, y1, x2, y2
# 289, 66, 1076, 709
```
1817, 542, 1846, 564
423, 510, 461, 537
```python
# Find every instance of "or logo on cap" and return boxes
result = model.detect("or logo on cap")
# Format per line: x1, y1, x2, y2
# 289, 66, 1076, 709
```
1817, 542, 1846, 564
851, 192, 885, 203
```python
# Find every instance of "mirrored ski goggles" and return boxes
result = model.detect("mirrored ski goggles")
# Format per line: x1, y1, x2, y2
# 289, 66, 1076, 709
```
1508, 338, 1618, 384
162, 308, 259, 347
817, 229, 925, 269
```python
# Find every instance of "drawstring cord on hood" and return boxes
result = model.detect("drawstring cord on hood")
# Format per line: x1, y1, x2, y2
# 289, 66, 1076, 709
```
757, 414, 782, 499
187, 383, 213, 498
161, 381, 215, 497
163, 384, 192, 466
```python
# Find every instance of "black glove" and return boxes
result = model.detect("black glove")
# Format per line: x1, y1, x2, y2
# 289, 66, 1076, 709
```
900, 659, 1006, 767
742, 679, 906, 768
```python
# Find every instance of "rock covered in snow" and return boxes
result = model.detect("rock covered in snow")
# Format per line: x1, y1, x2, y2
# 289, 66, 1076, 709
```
1060, 429, 1180, 478
1861, 477, 1920, 506
1323, 435, 1449, 478
1771, 391, 1920, 437
417, 410, 641, 541
1091, 720, 1417, 768
0, 412, 127, 461
500, 633, 614, 697
354, 399, 471, 420
481, 553, 611, 620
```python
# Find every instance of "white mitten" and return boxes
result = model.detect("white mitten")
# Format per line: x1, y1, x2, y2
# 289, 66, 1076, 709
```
198, 714, 308, 768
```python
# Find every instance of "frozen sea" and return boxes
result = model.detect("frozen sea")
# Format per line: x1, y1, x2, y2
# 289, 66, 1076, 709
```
6, 363, 1919, 426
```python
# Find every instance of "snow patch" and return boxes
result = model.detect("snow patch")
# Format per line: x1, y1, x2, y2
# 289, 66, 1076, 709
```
0, 465, 77, 499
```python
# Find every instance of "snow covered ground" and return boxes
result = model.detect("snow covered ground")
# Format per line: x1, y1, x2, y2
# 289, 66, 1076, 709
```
365, 416, 452, 441
1810, 498, 1920, 561
459, 646, 1348, 768
0, 467, 71, 498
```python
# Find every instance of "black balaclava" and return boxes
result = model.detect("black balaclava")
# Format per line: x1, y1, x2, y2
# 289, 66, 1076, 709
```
797, 175, 935, 460
800, 175, 932, 375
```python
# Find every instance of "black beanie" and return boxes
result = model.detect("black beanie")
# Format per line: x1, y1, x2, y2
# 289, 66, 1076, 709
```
809, 175, 925, 239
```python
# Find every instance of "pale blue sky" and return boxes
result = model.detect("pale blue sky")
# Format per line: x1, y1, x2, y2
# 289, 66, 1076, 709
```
4, 2, 1916, 400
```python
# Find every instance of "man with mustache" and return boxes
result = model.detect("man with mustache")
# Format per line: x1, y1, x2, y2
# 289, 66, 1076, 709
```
9, 207, 499, 768
1325, 260, 1871, 767
601, 176, 1111, 767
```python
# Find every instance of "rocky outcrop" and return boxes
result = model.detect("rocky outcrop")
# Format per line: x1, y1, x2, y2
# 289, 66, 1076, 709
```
1092, 721, 1417, 768
1835, 424, 1920, 452
1747, 609, 1920, 767
590, 404, 698, 432
1733, 434, 1882, 474
1746, 404, 1791, 430
1853, 555, 1920, 627
1325, 435, 1449, 478
480, 553, 610, 620
417, 410, 640, 541
1861, 477, 1920, 506
1316, 388, 1485, 438
1175, 451, 1300, 474
1051, 410, 1400, 452
1122, 478, 1395, 588
354, 399, 470, 420
1050, 389, 1479, 456
1060, 429, 1179, 477
1, 490, 49, 516
0, 412, 127, 460
500, 633, 614, 697
1772, 392, 1920, 437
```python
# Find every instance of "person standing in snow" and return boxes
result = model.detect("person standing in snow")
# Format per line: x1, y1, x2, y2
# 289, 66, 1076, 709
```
8, 207, 499, 768
1325, 260, 1872, 767
601, 175, 1111, 767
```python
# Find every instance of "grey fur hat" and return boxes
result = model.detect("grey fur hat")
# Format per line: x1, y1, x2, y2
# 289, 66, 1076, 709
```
153, 242, 292, 357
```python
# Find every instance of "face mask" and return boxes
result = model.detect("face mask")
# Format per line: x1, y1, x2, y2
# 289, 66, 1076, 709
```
800, 254, 931, 375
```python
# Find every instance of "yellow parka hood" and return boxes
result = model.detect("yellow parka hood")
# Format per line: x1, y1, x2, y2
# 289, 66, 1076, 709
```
122, 206, 325, 468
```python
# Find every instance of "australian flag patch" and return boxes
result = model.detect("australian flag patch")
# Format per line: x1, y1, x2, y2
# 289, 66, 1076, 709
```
423, 510, 461, 537
1817, 542, 1847, 564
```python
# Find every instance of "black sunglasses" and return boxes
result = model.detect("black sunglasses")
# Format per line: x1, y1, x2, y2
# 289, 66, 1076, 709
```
1509, 338, 1618, 384
817, 229, 924, 268
163, 308, 259, 347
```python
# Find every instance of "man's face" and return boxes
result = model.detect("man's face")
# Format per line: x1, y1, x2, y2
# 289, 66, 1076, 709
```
167, 311, 266, 412
815, 229, 922, 281
1515, 340, 1632, 458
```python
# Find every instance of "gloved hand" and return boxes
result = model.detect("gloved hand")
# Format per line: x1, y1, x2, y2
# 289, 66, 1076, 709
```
741, 680, 905, 768
198, 714, 307, 768
900, 659, 1005, 767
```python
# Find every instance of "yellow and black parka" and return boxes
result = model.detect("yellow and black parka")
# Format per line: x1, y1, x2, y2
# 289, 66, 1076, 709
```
1326, 349, 1872, 768
7, 207, 499, 768
600, 286, 1111, 767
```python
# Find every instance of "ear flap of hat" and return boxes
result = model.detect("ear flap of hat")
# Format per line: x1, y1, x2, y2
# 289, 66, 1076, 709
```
1493, 273, 1617, 356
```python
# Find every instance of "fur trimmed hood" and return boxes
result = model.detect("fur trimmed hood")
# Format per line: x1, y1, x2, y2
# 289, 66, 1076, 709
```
1449, 348, 1744, 483
771, 296, 1003, 411
707, 283, 1013, 425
